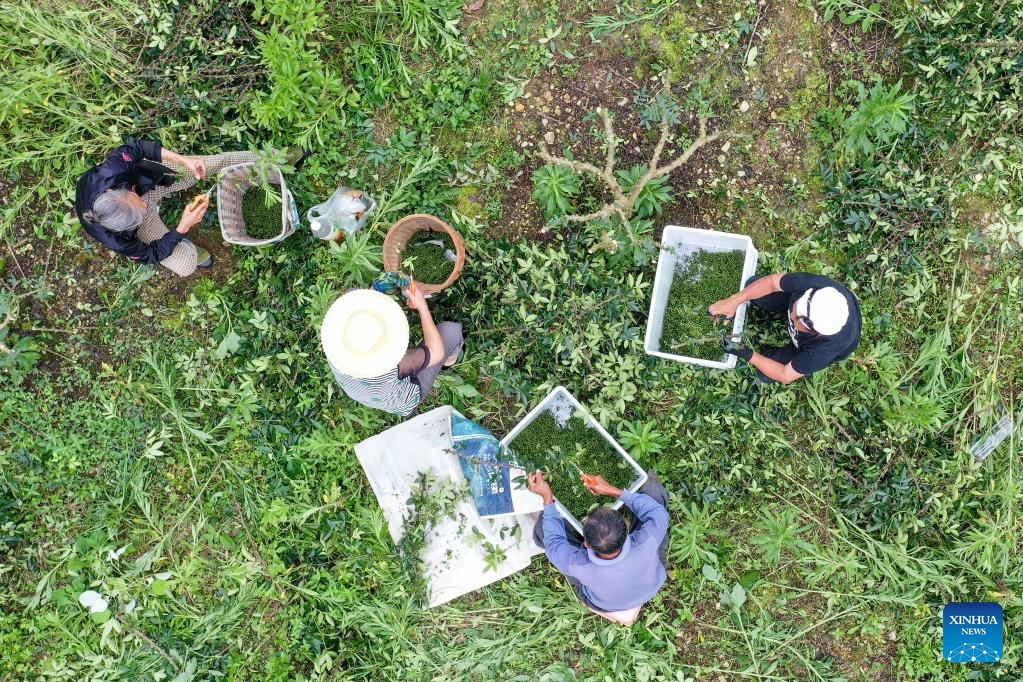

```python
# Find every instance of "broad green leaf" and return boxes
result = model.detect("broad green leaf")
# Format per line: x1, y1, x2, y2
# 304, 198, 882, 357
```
214, 330, 243, 360
150, 579, 172, 597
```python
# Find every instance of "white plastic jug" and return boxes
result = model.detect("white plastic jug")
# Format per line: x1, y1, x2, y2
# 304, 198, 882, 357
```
307, 187, 376, 240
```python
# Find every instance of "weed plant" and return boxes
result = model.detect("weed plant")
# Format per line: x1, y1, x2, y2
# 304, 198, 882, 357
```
508, 409, 635, 519
241, 186, 282, 240
404, 231, 455, 283
660, 248, 745, 360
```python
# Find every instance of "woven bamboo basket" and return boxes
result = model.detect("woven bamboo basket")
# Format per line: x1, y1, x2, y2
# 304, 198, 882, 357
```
217, 162, 299, 246
382, 214, 466, 295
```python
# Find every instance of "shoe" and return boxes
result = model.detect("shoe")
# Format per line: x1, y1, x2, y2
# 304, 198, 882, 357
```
196, 247, 214, 268
285, 146, 312, 171
443, 347, 462, 368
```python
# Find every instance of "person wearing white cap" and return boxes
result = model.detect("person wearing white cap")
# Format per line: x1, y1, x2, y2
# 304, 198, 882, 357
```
708, 272, 862, 384
320, 284, 463, 415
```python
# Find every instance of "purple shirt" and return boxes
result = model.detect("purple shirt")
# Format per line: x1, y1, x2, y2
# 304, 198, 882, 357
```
542, 491, 669, 611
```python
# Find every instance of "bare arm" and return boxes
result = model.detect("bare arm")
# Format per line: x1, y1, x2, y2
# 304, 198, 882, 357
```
405, 284, 446, 368
161, 148, 207, 179
708, 272, 785, 319
747, 352, 805, 384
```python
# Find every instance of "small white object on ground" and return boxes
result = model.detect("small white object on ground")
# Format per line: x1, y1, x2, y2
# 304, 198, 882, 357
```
78, 590, 108, 613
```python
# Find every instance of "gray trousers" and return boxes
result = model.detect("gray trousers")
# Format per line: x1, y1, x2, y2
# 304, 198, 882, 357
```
532, 470, 670, 611
410, 321, 464, 399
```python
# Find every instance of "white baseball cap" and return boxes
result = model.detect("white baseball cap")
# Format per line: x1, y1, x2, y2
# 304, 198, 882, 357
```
794, 287, 849, 336
321, 290, 409, 378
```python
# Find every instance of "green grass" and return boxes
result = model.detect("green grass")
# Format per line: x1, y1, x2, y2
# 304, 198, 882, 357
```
1, 0, 1022, 680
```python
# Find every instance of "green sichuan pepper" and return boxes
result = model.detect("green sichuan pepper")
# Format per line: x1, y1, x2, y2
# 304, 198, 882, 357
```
660, 248, 745, 361
403, 231, 456, 283
241, 185, 283, 240
508, 409, 634, 519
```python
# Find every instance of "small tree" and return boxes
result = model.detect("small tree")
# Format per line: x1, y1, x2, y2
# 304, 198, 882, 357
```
536, 80, 727, 244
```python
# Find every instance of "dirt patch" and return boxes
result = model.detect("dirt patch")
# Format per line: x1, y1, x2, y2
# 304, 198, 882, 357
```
819, 19, 902, 92
810, 628, 899, 682
2, 185, 235, 393
496, 39, 727, 241
492, 0, 844, 246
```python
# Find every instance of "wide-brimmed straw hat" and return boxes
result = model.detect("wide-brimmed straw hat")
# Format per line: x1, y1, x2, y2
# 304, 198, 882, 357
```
321, 289, 409, 378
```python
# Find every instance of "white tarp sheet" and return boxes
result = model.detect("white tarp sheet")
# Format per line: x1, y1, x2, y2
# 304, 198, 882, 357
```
354, 406, 544, 608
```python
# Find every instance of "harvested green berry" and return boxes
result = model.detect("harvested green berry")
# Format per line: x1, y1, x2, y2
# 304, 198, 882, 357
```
508, 409, 635, 520
242, 185, 283, 240
660, 248, 745, 361
403, 231, 456, 284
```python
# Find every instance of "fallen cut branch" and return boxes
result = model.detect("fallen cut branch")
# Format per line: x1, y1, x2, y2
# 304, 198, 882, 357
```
0, 301, 17, 354
536, 82, 728, 240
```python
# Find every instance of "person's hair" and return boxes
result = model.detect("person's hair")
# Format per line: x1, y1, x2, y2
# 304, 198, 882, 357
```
83, 190, 144, 232
583, 508, 627, 556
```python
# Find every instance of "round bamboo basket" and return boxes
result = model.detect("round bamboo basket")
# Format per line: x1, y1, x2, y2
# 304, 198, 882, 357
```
382, 214, 466, 295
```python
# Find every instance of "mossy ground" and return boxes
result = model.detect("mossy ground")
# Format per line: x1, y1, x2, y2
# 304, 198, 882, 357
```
508, 409, 636, 520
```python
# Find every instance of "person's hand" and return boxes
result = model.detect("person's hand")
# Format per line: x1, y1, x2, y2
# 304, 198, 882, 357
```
404, 282, 429, 313
182, 156, 207, 179
707, 297, 740, 321
527, 470, 553, 505
722, 334, 753, 361
583, 475, 623, 498
176, 195, 209, 234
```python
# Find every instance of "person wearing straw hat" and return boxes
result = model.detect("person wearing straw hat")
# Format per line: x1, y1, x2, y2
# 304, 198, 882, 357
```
320, 285, 463, 416
708, 272, 862, 384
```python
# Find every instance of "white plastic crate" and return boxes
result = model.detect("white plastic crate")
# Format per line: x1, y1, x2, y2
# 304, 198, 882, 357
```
500, 386, 647, 535
645, 225, 759, 369
217, 162, 300, 246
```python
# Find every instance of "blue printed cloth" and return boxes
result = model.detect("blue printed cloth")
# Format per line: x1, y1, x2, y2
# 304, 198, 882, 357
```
450, 413, 514, 517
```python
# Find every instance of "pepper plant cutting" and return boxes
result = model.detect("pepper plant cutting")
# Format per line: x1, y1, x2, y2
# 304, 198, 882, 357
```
241, 185, 283, 240
507, 409, 635, 519
660, 248, 745, 360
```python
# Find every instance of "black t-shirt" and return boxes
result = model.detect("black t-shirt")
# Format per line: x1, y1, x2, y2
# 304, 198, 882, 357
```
779, 273, 862, 375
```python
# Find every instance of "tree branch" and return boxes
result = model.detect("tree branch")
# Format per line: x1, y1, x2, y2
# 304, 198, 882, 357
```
0, 303, 17, 354
628, 118, 721, 207
655, 119, 720, 177
648, 113, 672, 175
536, 145, 605, 179
564, 205, 619, 223
599, 108, 617, 179
535, 82, 725, 241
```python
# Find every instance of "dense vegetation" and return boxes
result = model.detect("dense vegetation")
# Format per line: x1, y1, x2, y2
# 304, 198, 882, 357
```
1, 0, 1021, 680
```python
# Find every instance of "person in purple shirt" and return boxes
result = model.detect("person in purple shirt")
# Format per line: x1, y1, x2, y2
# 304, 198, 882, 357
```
527, 468, 670, 612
